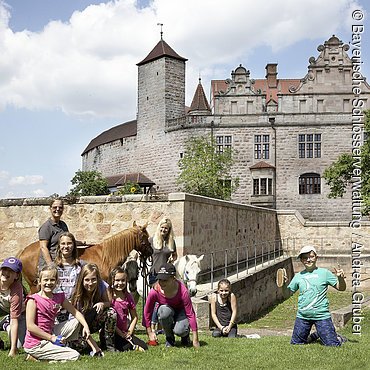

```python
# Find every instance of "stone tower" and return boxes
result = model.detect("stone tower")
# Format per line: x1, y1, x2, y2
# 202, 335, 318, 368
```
136, 36, 187, 137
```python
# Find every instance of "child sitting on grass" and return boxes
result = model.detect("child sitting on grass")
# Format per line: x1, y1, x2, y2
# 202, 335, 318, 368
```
23, 264, 97, 362
282, 245, 346, 346
210, 279, 237, 338
71, 263, 116, 354
106, 267, 147, 352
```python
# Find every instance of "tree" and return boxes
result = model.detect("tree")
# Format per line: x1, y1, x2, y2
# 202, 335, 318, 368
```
68, 170, 110, 197
323, 109, 370, 213
177, 135, 239, 200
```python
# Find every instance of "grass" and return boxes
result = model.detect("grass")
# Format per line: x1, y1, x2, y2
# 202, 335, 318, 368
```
241, 289, 353, 330
0, 290, 367, 370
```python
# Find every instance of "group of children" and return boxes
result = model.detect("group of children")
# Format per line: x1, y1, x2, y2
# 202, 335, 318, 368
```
0, 231, 147, 361
0, 239, 347, 362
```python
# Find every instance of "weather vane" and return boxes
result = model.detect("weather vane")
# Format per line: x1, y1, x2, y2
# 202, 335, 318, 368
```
157, 22, 163, 39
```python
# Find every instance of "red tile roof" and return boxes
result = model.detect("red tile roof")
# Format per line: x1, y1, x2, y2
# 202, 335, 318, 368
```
250, 161, 275, 169
211, 78, 301, 103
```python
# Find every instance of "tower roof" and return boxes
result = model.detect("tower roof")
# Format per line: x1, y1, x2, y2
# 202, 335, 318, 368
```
188, 78, 211, 114
137, 38, 187, 66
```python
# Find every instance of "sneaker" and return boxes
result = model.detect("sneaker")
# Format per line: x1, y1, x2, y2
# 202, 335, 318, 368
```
337, 334, 348, 343
90, 350, 104, 357
165, 336, 175, 348
180, 335, 191, 347
307, 332, 319, 343
148, 339, 159, 346
106, 345, 118, 352
132, 345, 145, 352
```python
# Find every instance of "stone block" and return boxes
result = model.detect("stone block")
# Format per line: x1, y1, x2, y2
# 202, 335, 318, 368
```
331, 305, 352, 328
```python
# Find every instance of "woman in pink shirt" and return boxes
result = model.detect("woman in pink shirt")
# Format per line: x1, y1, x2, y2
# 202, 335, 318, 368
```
143, 263, 200, 348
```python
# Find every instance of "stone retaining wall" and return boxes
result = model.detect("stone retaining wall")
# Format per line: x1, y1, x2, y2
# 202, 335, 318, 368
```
193, 257, 293, 328
0, 193, 278, 271
1, 194, 369, 274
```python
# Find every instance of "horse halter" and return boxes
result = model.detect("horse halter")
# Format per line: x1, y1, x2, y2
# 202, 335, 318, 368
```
137, 228, 152, 258
183, 270, 197, 284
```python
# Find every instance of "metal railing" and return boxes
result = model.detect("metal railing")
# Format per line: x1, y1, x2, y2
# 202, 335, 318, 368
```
196, 238, 286, 290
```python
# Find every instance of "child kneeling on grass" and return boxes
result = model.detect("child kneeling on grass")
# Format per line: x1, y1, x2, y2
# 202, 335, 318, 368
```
282, 245, 346, 346
23, 264, 98, 362
210, 279, 237, 338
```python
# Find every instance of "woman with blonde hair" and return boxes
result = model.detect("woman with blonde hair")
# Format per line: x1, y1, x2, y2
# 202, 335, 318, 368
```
149, 217, 177, 285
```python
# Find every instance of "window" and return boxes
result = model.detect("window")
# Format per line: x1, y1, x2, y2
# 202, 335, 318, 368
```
216, 135, 232, 154
231, 101, 237, 114
343, 99, 350, 112
317, 99, 324, 112
298, 133, 321, 158
254, 135, 270, 159
299, 173, 321, 194
253, 178, 273, 195
299, 100, 306, 113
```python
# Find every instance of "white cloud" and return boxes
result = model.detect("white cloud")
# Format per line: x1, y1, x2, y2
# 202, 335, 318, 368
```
32, 188, 47, 197
8, 175, 44, 186
0, 170, 9, 179
0, 0, 363, 119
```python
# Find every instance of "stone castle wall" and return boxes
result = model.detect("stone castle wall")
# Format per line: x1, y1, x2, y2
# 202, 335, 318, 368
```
82, 116, 353, 221
81, 36, 369, 222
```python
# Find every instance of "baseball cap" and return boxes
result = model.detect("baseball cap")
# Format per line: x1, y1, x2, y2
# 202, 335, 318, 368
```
1, 257, 23, 273
297, 246, 317, 259
156, 263, 176, 280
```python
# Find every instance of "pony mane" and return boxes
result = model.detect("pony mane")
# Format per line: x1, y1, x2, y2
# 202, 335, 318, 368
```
101, 227, 139, 267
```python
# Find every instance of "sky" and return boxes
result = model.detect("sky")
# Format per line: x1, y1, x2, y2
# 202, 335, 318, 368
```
0, 0, 369, 198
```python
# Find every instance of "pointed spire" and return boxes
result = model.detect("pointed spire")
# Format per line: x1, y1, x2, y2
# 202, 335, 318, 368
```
188, 78, 211, 115
137, 38, 187, 66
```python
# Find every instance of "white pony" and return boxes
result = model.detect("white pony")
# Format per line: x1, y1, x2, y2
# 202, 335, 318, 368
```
137, 254, 204, 298
175, 254, 204, 297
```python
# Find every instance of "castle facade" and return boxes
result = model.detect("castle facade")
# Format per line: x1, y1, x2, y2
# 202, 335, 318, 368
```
82, 35, 370, 221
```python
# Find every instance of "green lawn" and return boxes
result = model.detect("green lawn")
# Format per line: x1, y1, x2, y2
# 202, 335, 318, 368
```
0, 290, 367, 370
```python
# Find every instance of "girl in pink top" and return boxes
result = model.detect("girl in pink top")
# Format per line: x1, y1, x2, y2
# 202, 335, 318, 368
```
107, 267, 147, 351
23, 264, 98, 362
143, 263, 199, 348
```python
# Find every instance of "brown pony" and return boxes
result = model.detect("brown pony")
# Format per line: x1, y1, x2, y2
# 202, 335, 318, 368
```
17, 223, 152, 293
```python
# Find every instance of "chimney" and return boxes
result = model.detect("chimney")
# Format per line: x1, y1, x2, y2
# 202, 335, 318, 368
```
265, 63, 278, 88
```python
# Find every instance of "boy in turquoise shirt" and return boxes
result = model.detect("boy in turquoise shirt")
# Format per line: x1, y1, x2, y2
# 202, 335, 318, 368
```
285, 246, 346, 346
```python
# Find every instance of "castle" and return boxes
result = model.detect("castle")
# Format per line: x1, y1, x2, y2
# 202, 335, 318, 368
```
82, 35, 370, 222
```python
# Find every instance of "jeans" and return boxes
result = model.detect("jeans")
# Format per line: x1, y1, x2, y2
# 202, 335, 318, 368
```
157, 305, 190, 341
291, 317, 341, 346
